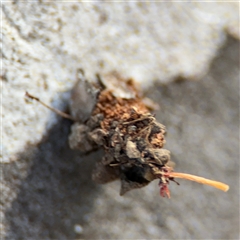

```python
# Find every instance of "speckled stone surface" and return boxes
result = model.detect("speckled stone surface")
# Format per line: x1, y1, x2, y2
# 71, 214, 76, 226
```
1, 2, 239, 239
2, 2, 239, 163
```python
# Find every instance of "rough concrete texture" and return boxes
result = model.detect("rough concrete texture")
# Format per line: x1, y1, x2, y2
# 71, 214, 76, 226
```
1, 2, 239, 163
1, 2, 239, 240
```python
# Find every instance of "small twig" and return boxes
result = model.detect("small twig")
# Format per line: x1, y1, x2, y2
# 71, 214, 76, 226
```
168, 172, 229, 192
25, 91, 76, 121
155, 168, 229, 192
122, 115, 154, 125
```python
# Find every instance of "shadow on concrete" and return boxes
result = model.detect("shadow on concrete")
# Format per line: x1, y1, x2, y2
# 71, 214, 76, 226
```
4, 36, 239, 239
4, 115, 102, 239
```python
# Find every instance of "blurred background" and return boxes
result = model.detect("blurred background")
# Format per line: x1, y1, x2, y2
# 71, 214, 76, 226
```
2, 2, 239, 239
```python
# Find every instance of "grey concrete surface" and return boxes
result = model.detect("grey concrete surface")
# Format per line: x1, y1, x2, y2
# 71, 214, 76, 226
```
2, 36, 239, 239
2, 2, 239, 164
1, 2, 239, 239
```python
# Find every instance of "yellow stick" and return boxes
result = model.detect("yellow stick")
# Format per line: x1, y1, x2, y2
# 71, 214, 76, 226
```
168, 172, 229, 192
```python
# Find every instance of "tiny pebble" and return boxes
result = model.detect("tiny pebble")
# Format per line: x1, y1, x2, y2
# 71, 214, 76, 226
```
74, 224, 83, 234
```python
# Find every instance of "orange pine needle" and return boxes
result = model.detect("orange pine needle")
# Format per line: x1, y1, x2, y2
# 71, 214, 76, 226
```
168, 172, 229, 192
